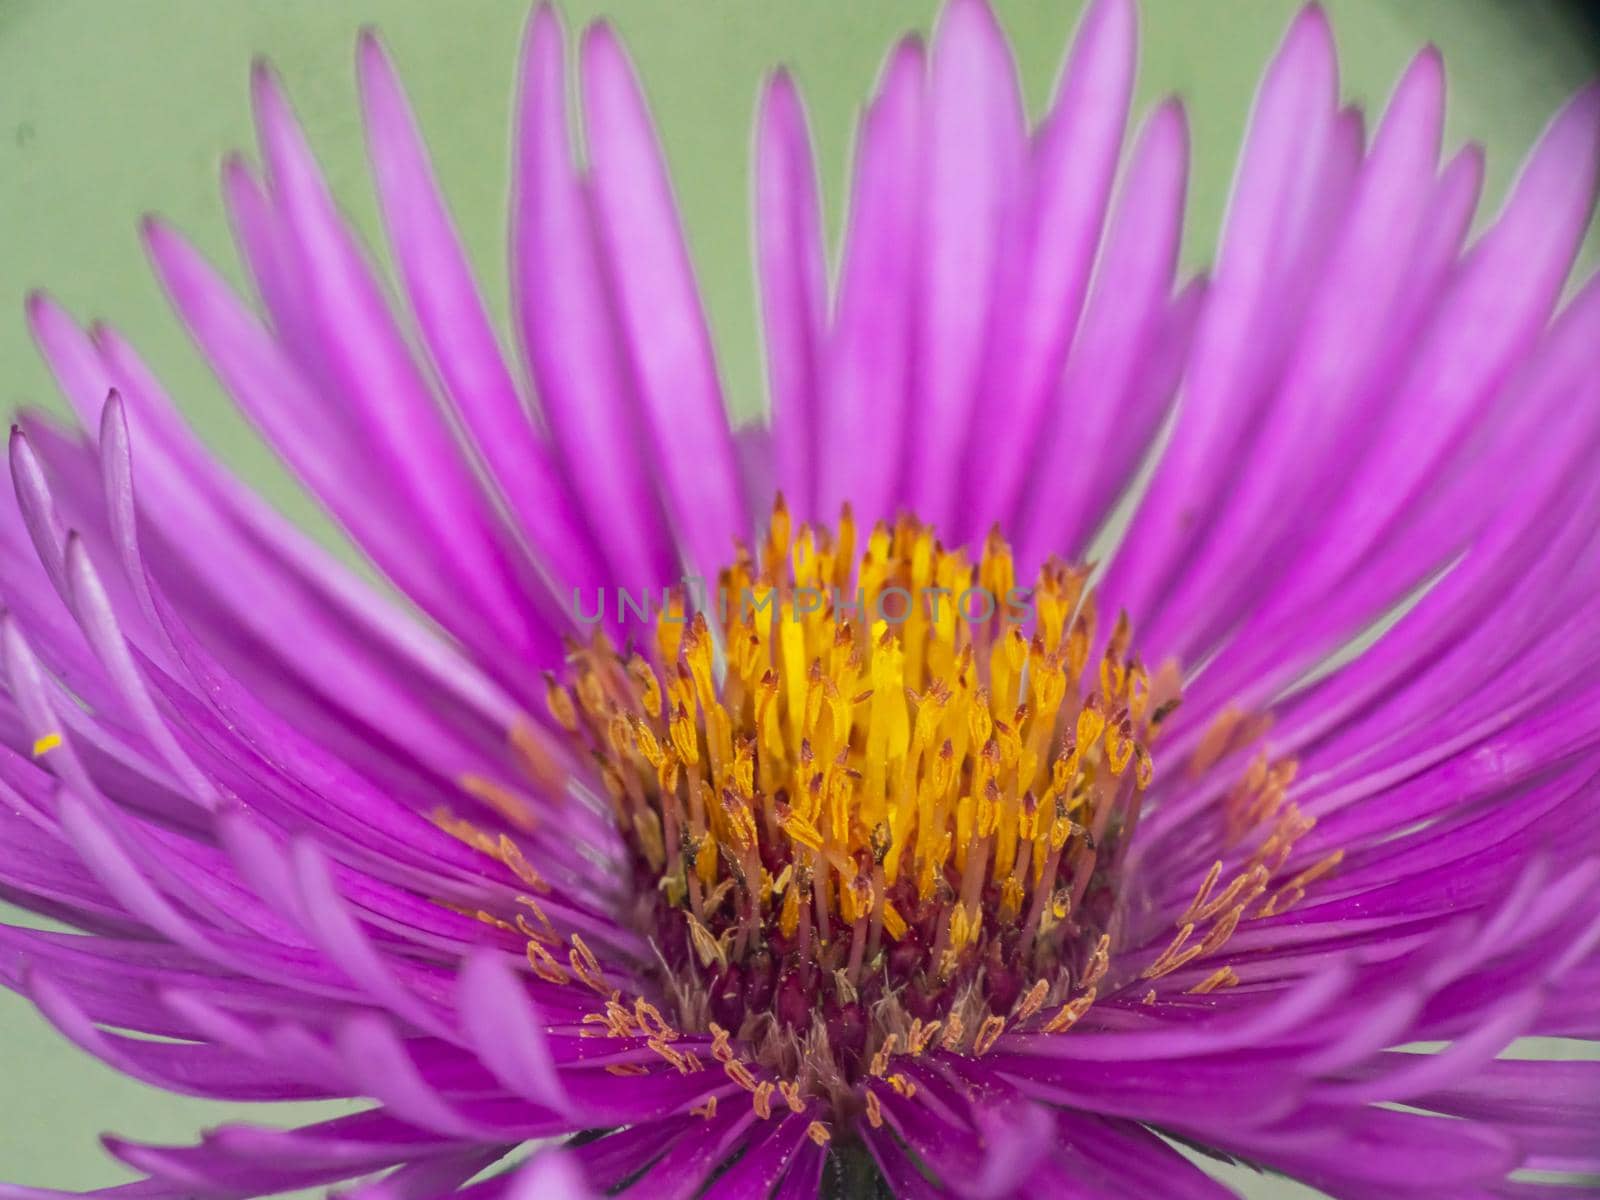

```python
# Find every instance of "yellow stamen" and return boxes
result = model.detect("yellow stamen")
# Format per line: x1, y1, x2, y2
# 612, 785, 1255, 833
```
1040, 988, 1097, 1034
1187, 965, 1240, 995
523, 499, 1334, 1120
972, 1013, 1006, 1056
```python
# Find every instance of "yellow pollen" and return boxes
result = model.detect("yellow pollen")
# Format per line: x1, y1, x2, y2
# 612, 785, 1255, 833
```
533, 498, 1334, 1112
868, 1033, 900, 1079
779, 1080, 806, 1114
1014, 978, 1051, 1023
1187, 965, 1240, 995
524, 941, 570, 986
972, 1013, 1006, 1056
458, 774, 539, 832
752, 1080, 776, 1119
550, 502, 1177, 1094
1040, 988, 1097, 1034
907, 1018, 941, 1055
865, 1089, 884, 1128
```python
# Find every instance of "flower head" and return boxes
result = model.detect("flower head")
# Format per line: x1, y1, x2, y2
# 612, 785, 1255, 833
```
562, 507, 1176, 1107
4, 1, 1600, 1197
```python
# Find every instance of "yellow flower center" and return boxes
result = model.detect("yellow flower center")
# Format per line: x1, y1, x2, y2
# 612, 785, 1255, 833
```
546, 499, 1180, 1107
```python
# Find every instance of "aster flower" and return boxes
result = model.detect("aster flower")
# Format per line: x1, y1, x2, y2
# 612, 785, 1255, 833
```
3, 0, 1599, 1196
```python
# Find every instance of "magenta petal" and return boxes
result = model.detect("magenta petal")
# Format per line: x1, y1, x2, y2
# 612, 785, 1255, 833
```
908, 0, 1027, 532
579, 21, 748, 584
356, 31, 606, 606
504, 1148, 596, 1200
457, 950, 571, 1116
970, 0, 1138, 542
1017, 96, 1188, 565
755, 70, 828, 523
1105, 4, 1341, 629
815, 36, 924, 528
511, 5, 678, 600
248, 65, 546, 656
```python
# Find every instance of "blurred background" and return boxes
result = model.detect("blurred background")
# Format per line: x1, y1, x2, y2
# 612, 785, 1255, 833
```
0, 0, 1597, 1194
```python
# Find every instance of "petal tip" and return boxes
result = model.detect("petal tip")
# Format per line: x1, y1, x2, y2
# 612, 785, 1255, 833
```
1414, 42, 1444, 73
219, 150, 253, 187
355, 27, 389, 77
578, 18, 622, 65
940, 0, 1002, 35
248, 54, 277, 96
527, 0, 563, 48
760, 67, 805, 127
249, 56, 296, 139
137, 212, 168, 245
1560, 78, 1600, 129
1080, 0, 1137, 49
764, 65, 797, 98
882, 33, 927, 86
935, 0, 1011, 67
1152, 93, 1190, 135
1283, 1, 1335, 60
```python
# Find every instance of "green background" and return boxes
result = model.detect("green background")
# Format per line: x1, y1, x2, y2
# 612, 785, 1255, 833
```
0, 0, 1595, 1193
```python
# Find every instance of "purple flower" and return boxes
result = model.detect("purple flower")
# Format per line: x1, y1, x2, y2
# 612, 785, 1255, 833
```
4, 1, 1599, 1196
